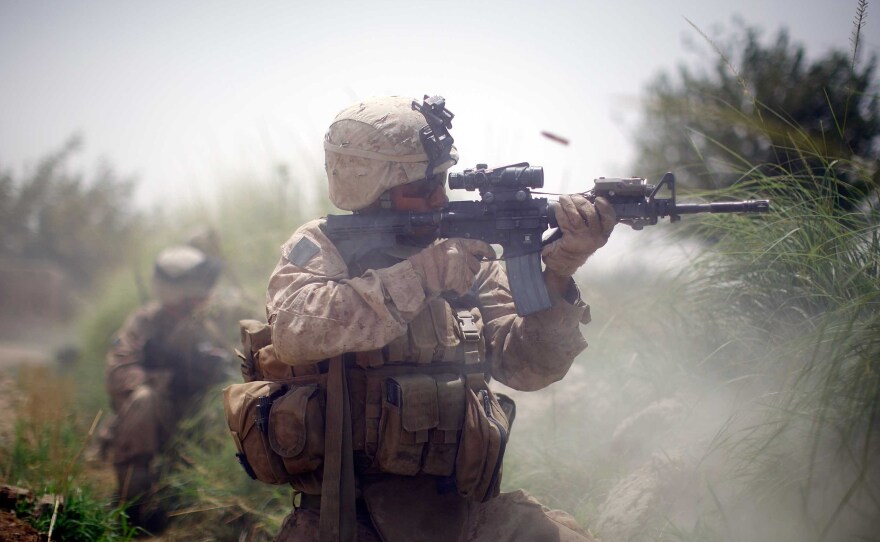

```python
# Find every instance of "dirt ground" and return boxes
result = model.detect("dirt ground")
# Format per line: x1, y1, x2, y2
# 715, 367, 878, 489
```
0, 510, 42, 541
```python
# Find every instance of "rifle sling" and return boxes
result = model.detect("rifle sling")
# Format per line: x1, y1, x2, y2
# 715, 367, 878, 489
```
319, 355, 357, 542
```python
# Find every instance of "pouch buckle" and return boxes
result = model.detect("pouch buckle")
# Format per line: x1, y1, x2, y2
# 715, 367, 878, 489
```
456, 311, 480, 343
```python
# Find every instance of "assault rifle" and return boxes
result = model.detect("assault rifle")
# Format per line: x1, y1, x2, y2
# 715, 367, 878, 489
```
325, 163, 770, 316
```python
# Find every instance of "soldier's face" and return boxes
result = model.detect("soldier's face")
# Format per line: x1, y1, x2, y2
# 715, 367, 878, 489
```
390, 173, 449, 212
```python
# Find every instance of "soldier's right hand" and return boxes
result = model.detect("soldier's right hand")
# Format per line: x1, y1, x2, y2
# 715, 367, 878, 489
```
408, 239, 495, 296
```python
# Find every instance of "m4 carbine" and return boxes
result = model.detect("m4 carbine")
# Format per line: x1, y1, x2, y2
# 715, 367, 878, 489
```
325, 163, 769, 316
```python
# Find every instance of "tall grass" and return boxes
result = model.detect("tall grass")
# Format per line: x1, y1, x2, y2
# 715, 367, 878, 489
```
681, 147, 879, 541
645, 9, 879, 538
501, 10, 878, 540
129, 170, 328, 539
2, 167, 326, 538
153, 390, 289, 540
499, 151, 878, 542
95, 171, 326, 536
0, 365, 138, 541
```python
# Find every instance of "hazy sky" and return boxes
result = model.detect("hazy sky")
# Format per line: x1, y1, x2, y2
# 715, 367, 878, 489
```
0, 0, 872, 208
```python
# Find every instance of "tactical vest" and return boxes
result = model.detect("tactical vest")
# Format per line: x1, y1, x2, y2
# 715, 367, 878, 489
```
223, 240, 513, 504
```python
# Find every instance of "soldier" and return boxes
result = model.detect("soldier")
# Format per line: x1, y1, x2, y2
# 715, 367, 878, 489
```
253, 96, 616, 541
105, 245, 231, 532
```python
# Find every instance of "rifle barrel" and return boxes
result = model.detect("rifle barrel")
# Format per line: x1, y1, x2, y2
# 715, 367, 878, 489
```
674, 200, 770, 214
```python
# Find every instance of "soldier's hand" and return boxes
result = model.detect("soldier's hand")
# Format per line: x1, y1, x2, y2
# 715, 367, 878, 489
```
542, 195, 616, 276
408, 239, 495, 296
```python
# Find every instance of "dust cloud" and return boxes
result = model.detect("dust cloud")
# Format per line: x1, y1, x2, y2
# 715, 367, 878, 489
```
496, 227, 880, 541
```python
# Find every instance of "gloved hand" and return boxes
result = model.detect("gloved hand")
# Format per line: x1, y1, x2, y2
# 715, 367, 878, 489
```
408, 239, 495, 296
542, 195, 616, 276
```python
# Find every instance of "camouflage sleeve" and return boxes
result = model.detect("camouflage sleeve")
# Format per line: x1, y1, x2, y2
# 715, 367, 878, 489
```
266, 219, 430, 366
477, 262, 591, 391
104, 303, 158, 411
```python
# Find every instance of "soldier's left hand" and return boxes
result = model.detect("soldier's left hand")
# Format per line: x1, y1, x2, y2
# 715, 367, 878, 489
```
542, 195, 616, 276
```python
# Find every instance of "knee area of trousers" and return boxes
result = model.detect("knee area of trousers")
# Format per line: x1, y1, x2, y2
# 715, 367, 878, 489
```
128, 385, 158, 407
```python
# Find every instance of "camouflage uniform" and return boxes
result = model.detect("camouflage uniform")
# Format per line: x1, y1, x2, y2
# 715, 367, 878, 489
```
268, 219, 590, 388
268, 219, 597, 541
258, 95, 617, 542
104, 246, 229, 530
105, 302, 230, 463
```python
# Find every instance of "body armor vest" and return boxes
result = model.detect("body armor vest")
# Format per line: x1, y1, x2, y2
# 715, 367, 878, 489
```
228, 237, 510, 502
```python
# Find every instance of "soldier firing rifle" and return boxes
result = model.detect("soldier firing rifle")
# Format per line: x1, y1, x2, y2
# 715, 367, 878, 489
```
327, 105, 770, 316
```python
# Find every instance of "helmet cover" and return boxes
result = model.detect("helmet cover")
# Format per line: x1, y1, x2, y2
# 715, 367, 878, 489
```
324, 96, 458, 211
152, 245, 221, 305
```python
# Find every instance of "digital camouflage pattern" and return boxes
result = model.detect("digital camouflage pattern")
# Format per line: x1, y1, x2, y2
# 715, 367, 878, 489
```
105, 301, 230, 464
104, 262, 231, 533
267, 219, 590, 390
265, 219, 598, 541
258, 93, 614, 541
324, 96, 460, 211
276, 487, 596, 542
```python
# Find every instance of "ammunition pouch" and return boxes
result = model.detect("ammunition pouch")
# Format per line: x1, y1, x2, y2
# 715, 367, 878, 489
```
223, 378, 325, 485
229, 308, 513, 501
373, 372, 511, 501
376, 373, 465, 477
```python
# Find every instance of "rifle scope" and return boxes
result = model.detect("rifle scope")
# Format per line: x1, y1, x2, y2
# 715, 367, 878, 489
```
449, 164, 544, 191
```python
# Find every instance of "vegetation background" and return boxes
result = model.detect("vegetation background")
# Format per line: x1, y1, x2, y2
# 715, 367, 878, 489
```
0, 3, 878, 541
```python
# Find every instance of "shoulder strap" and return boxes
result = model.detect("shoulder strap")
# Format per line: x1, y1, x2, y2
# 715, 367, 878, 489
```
319, 355, 357, 542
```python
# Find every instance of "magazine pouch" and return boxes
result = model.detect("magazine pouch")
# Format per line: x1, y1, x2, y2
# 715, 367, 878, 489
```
267, 384, 325, 475
421, 374, 466, 476
376, 374, 439, 475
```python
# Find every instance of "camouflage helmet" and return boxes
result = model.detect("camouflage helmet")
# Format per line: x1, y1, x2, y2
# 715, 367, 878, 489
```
152, 245, 221, 305
324, 96, 459, 211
